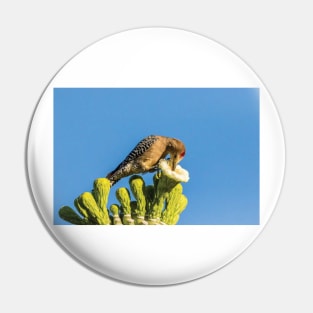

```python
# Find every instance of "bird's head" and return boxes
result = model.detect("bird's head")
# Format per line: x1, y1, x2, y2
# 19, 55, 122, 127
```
167, 138, 186, 171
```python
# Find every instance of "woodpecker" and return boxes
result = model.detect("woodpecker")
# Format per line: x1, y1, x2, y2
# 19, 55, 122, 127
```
106, 135, 186, 186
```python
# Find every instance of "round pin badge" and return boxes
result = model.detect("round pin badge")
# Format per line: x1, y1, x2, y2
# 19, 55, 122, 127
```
27, 28, 285, 285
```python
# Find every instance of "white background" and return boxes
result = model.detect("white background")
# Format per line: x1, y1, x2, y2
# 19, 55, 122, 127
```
1, 0, 312, 311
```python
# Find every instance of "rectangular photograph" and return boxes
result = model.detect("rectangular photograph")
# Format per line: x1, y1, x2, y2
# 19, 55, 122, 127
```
54, 88, 259, 225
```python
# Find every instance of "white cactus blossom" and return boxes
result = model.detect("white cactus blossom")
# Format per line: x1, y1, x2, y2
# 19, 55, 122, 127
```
159, 159, 190, 182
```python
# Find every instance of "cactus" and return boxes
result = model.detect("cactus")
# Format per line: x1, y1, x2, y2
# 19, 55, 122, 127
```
129, 176, 148, 225
58, 160, 189, 225
115, 187, 135, 225
110, 204, 122, 225
59, 206, 90, 225
161, 184, 188, 225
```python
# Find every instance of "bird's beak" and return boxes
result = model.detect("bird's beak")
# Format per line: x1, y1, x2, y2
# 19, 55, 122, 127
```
170, 157, 177, 171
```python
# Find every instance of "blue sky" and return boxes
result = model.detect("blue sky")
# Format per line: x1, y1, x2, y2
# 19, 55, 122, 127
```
54, 88, 259, 225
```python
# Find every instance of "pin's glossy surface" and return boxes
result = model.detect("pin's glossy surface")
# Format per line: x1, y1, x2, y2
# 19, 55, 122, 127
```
27, 28, 285, 285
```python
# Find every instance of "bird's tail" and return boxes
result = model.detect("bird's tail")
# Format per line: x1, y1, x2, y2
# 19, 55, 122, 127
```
106, 165, 124, 186
106, 171, 119, 186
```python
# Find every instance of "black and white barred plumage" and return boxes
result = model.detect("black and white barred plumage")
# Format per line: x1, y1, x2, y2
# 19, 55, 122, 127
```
106, 135, 186, 186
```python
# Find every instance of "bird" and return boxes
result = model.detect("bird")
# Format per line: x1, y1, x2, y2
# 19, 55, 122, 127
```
106, 135, 186, 186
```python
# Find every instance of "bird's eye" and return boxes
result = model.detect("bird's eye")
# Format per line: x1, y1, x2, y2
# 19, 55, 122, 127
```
180, 151, 185, 158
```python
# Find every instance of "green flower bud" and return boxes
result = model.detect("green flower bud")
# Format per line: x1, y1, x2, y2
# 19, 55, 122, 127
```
59, 206, 89, 225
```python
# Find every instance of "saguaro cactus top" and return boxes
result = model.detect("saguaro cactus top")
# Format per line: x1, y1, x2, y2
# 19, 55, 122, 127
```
59, 159, 189, 225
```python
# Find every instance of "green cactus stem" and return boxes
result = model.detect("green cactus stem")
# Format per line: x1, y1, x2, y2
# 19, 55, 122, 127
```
115, 187, 135, 225
161, 184, 188, 225
115, 187, 131, 214
144, 185, 155, 219
110, 204, 122, 225
74, 192, 111, 225
129, 175, 148, 225
147, 170, 180, 223
92, 178, 110, 212
59, 206, 90, 225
